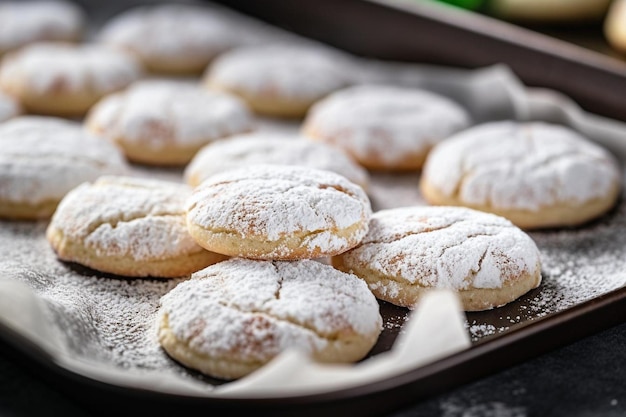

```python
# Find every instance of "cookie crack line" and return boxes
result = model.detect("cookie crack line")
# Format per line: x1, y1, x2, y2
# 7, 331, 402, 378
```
362, 223, 456, 245
84, 211, 183, 237
270, 261, 283, 301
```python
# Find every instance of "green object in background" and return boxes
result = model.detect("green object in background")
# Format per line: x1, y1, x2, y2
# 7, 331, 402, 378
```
434, 0, 485, 10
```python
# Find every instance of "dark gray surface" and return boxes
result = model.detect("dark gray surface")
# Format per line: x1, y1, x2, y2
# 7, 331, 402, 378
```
1, 322, 625, 417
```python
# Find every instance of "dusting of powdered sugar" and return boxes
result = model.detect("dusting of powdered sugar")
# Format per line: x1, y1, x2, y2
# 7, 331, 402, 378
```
0, 0, 85, 52
301, 84, 471, 166
0, 91, 20, 122
0, 42, 142, 93
86, 79, 254, 150
183, 132, 369, 188
422, 121, 621, 211
185, 164, 372, 251
0, 116, 128, 204
97, 3, 240, 67
160, 258, 382, 360
205, 44, 352, 101
48, 176, 204, 261
341, 206, 541, 291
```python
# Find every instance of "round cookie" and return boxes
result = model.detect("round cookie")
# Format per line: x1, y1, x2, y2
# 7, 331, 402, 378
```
97, 3, 239, 75
204, 44, 352, 118
605, 0, 626, 54
158, 258, 383, 380
0, 0, 85, 56
0, 91, 21, 123
301, 84, 471, 171
0, 116, 128, 220
85, 80, 255, 166
0, 42, 143, 116
185, 164, 372, 260
419, 121, 622, 229
332, 206, 542, 312
47, 176, 228, 278
183, 132, 370, 189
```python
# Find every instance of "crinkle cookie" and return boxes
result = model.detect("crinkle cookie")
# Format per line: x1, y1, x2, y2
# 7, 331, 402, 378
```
333, 206, 542, 311
204, 44, 352, 118
158, 258, 383, 379
0, 0, 86, 56
420, 121, 622, 229
0, 116, 128, 220
301, 84, 471, 171
0, 91, 21, 123
85, 80, 255, 166
46, 176, 228, 278
185, 164, 372, 260
183, 132, 369, 189
98, 3, 239, 74
0, 42, 143, 116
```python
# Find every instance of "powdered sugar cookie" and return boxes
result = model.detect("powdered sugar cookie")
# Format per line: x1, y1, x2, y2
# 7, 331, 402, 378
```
47, 176, 228, 278
158, 258, 383, 379
85, 80, 254, 166
302, 85, 471, 171
605, 0, 626, 54
0, 91, 21, 122
333, 206, 542, 311
98, 3, 239, 75
0, 116, 128, 220
0, 42, 142, 116
420, 121, 622, 229
204, 44, 352, 118
183, 132, 369, 189
0, 0, 85, 56
185, 164, 372, 260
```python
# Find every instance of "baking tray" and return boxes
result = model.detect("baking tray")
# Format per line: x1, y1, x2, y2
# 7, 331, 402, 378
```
0, 1, 626, 416
211, 0, 626, 123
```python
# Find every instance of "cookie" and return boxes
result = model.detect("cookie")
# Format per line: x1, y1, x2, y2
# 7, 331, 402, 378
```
0, 0, 85, 56
301, 85, 471, 171
204, 44, 352, 118
158, 258, 383, 380
0, 42, 143, 116
419, 121, 622, 229
97, 3, 239, 75
605, 0, 626, 54
85, 80, 255, 166
0, 116, 128, 220
183, 132, 370, 189
0, 91, 21, 123
185, 164, 372, 260
332, 206, 542, 311
46, 176, 228, 278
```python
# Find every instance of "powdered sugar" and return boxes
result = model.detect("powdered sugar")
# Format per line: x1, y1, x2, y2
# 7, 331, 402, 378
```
423, 121, 621, 210
186, 164, 371, 246
87, 79, 254, 150
0, 91, 20, 122
98, 3, 239, 67
302, 84, 471, 166
0, 0, 85, 52
342, 206, 541, 290
0, 116, 128, 204
206, 44, 352, 101
49, 176, 204, 261
183, 132, 369, 188
160, 258, 382, 359
0, 42, 142, 93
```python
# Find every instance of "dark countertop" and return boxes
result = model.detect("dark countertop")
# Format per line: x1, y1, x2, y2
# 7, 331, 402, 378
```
1, 321, 625, 416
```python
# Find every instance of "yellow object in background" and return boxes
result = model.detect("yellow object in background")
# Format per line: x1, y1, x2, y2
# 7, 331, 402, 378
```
605, 0, 626, 53
489, 0, 612, 23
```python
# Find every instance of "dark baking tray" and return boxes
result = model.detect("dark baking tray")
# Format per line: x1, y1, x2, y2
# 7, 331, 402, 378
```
1, 1, 626, 416
211, 0, 626, 123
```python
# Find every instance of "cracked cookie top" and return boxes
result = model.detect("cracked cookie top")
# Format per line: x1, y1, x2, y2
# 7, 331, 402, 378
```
421, 121, 621, 212
183, 132, 369, 189
335, 205, 542, 291
0, 116, 128, 206
185, 164, 372, 259
158, 258, 382, 379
